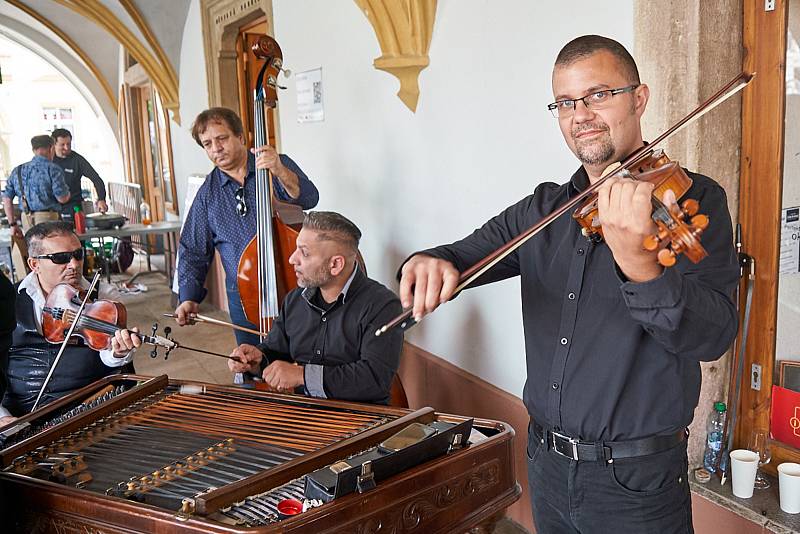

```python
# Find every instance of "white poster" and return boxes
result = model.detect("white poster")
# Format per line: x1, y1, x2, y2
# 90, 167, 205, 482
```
172, 174, 209, 293
296, 68, 324, 123
780, 206, 800, 274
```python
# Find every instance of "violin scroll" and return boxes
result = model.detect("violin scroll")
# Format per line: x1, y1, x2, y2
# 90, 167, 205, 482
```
644, 200, 709, 267
573, 149, 709, 267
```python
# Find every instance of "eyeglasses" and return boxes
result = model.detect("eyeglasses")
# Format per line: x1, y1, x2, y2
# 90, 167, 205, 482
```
34, 248, 84, 264
235, 187, 247, 217
547, 85, 639, 118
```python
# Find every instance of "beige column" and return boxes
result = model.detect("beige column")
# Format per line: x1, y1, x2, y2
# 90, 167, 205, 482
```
634, 0, 744, 466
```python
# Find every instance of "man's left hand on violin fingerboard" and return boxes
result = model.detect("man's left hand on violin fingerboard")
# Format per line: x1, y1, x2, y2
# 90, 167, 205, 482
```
111, 328, 142, 357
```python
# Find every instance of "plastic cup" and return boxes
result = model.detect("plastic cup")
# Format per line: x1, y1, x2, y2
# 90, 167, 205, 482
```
276, 498, 303, 520
778, 462, 800, 513
730, 449, 759, 498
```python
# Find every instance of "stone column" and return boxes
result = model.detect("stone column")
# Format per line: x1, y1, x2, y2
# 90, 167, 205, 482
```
634, 0, 743, 467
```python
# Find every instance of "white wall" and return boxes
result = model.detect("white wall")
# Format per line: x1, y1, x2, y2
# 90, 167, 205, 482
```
170, 0, 212, 218
268, 1, 634, 396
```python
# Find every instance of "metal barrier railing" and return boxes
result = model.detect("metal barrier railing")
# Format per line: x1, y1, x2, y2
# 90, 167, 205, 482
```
107, 182, 144, 250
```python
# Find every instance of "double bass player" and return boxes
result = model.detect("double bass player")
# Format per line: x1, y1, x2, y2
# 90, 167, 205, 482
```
175, 107, 319, 346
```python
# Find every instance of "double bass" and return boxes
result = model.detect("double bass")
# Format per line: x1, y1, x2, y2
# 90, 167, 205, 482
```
236, 36, 301, 338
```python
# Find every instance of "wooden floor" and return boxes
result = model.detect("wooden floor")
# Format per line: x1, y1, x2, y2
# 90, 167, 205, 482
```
113, 264, 235, 384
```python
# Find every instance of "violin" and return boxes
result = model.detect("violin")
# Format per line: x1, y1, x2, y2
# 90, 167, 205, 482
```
572, 149, 709, 266
42, 283, 239, 362
376, 71, 755, 336
236, 35, 301, 337
42, 283, 172, 352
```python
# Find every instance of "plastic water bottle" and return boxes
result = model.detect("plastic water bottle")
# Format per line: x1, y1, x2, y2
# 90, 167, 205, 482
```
703, 401, 727, 473
140, 200, 152, 225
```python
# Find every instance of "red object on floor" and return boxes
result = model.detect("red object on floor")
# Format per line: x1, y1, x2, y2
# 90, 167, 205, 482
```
770, 385, 800, 449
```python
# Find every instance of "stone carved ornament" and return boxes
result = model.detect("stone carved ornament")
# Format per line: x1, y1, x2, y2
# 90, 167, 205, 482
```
353, 0, 438, 112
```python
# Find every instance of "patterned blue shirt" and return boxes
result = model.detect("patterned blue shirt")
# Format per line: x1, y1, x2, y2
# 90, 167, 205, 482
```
178, 153, 319, 303
3, 155, 69, 212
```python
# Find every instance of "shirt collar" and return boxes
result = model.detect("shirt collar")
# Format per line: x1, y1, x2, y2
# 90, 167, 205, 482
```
568, 166, 590, 197
301, 263, 360, 307
31, 154, 49, 164
19, 272, 90, 303
218, 152, 256, 188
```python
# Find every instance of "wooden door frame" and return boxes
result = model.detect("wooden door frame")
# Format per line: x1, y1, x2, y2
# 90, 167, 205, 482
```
738, 0, 794, 476
133, 83, 164, 222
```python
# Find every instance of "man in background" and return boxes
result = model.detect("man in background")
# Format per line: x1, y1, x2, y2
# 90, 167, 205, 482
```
3, 135, 70, 236
51, 128, 108, 216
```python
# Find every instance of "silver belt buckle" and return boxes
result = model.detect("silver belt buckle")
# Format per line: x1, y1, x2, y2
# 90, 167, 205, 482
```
551, 430, 580, 461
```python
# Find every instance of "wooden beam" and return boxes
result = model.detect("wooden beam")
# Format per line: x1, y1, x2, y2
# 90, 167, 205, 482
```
738, 0, 791, 475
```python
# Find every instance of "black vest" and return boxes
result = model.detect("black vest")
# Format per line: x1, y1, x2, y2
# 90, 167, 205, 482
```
4, 287, 122, 416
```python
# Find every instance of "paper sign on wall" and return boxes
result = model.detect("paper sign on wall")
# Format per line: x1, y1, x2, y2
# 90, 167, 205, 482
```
780, 206, 800, 274
296, 68, 324, 123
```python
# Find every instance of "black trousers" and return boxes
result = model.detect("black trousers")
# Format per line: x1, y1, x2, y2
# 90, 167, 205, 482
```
527, 429, 694, 534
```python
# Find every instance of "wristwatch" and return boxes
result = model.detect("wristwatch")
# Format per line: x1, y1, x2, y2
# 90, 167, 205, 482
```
8, 221, 17, 227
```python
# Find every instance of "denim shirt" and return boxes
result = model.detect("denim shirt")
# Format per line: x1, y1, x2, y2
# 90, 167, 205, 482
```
4, 155, 69, 212
178, 153, 319, 303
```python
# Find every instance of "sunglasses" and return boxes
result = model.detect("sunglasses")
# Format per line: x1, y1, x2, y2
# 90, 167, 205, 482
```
34, 248, 84, 264
235, 187, 247, 217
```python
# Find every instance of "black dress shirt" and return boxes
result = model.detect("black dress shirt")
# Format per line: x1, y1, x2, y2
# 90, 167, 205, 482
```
257, 266, 403, 405
415, 165, 739, 441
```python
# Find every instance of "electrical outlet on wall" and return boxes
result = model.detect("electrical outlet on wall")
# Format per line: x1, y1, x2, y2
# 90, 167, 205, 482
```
752, 363, 762, 391
765, 0, 776, 12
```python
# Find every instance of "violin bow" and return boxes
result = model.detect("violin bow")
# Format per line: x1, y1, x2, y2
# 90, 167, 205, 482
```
32, 271, 103, 412
377, 71, 755, 337
162, 313, 262, 336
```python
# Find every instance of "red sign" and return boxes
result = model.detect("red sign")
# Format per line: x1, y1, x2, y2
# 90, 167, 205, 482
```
771, 385, 800, 449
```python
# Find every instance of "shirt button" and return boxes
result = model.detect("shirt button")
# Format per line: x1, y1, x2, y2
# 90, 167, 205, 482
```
567, 292, 575, 300
322, 317, 327, 322
552, 382, 559, 390
315, 350, 321, 355
577, 248, 585, 255
560, 337, 568, 345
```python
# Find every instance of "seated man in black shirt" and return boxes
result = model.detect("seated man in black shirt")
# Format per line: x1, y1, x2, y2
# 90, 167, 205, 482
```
229, 211, 403, 404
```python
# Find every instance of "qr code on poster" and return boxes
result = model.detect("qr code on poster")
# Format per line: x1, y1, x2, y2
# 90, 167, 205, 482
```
313, 81, 322, 104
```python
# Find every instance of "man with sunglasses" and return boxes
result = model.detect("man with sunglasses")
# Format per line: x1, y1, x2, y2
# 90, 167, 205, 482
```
0, 222, 141, 418
175, 107, 319, 346
396, 36, 738, 532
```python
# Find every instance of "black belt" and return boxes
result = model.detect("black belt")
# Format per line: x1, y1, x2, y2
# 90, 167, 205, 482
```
532, 421, 687, 462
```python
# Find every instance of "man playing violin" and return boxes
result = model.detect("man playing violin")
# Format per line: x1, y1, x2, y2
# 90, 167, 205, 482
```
228, 211, 403, 405
175, 107, 319, 347
397, 35, 738, 532
0, 222, 140, 422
